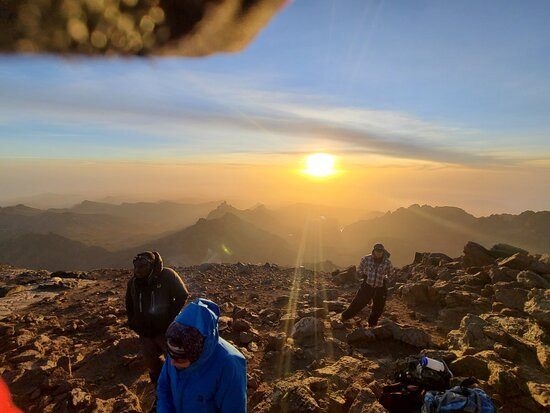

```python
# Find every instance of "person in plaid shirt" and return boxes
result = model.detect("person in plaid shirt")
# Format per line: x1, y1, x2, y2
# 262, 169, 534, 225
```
341, 243, 392, 327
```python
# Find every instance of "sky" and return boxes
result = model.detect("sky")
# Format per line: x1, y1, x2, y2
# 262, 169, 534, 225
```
1, 0, 549, 214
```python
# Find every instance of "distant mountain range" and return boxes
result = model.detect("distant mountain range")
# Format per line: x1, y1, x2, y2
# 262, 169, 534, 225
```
0, 200, 548, 271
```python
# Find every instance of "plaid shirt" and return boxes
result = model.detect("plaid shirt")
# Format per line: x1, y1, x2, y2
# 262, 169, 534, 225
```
358, 254, 392, 288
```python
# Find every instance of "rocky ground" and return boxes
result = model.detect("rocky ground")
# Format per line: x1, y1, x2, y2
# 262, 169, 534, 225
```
0, 242, 549, 412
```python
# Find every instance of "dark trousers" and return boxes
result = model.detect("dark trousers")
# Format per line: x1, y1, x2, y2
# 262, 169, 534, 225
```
342, 282, 387, 327
139, 335, 167, 384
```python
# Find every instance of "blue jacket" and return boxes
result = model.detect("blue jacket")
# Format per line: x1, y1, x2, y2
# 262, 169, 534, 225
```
157, 299, 247, 413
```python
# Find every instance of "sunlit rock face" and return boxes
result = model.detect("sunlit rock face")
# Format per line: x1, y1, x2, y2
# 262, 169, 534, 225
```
0, 0, 285, 56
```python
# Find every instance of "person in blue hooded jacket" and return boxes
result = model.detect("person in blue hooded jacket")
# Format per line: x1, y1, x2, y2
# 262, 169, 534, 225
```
157, 298, 247, 413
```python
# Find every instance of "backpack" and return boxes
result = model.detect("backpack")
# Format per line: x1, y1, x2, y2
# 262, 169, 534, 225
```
393, 356, 453, 391
379, 383, 424, 413
422, 385, 495, 413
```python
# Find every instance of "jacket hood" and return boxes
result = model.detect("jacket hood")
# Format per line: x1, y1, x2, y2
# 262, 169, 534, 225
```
151, 251, 163, 275
134, 251, 163, 283
372, 249, 391, 260
172, 298, 220, 371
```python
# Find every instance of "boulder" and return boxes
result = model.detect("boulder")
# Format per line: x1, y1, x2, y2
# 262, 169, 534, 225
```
232, 319, 252, 333
524, 289, 550, 329
448, 314, 493, 353
487, 363, 525, 397
498, 252, 532, 271
444, 291, 476, 308
235, 262, 253, 275
535, 344, 550, 372
463, 242, 495, 267
449, 355, 490, 380
239, 331, 256, 345
488, 266, 515, 283
70, 388, 92, 408
0, 284, 25, 298
516, 270, 550, 289
116, 337, 141, 355
266, 332, 286, 351
56, 356, 72, 376
330, 318, 345, 330
531, 259, 550, 275
395, 326, 432, 348
346, 328, 376, 347
489, 243, 528, 259
111, 385, 141, 412
527, 381, 550, 409
323, 300, 347, 313
279, 384, 320, 413
291, 317, 324, 343
274, 295, 290, 307
493, 284, 529, 311
10, 349, 40, 363
413, 252, 453, 266
333, 266, 357, 285
372, 324, 394, 340
314, 289, 339, 302
387, 321, 432, 348
400, 281, 436, 306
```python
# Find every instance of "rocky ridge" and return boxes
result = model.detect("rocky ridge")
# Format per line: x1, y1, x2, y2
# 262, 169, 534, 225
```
0, 241, 548, 412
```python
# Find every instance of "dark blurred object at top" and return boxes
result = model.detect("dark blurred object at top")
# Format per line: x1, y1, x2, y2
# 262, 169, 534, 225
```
0, 0, 286, 56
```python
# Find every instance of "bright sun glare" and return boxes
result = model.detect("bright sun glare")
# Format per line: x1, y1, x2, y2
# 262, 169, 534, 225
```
304, 153, 336, 177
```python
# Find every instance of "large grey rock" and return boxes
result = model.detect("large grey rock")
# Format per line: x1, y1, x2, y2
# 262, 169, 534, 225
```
527, 381, 550, 409
346, 328, 376, 347
333, 266, 357, 286
524, 289, 550, 329
498, 252, 532, 271
489, 266, 516, 283
516, 270, 550, 289
493, 284, 529, 311
449, 355, 490, 380
386, 321, 432, 347
291, 317, 324, 343
463, 242, 495, 267
489, 243, 528, 258
536, 344, 550, 372
400, 281, 437, 306
448, 314, 493, 352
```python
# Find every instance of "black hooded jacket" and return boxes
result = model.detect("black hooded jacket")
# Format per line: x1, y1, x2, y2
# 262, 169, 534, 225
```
125, 252, 189, 338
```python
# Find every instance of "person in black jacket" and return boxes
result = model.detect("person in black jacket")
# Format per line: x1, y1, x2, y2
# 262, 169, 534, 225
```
125, 251, 189, 384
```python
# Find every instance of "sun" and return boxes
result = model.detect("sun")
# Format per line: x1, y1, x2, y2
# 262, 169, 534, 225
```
304, 153, 336, 177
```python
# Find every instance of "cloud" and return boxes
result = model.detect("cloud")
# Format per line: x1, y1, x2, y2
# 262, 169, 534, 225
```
0, 63, 547, 166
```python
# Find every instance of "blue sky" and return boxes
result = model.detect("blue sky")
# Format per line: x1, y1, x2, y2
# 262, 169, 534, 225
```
1, 0, 549, 164
0, 0, 549, 212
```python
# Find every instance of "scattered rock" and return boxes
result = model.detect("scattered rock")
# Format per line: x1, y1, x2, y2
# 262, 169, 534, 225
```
233, 318, 252, 333
70, 387, 92, 408
291, 317, 324, 344
524, 289, 550, 329
265, 332, 286, 351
